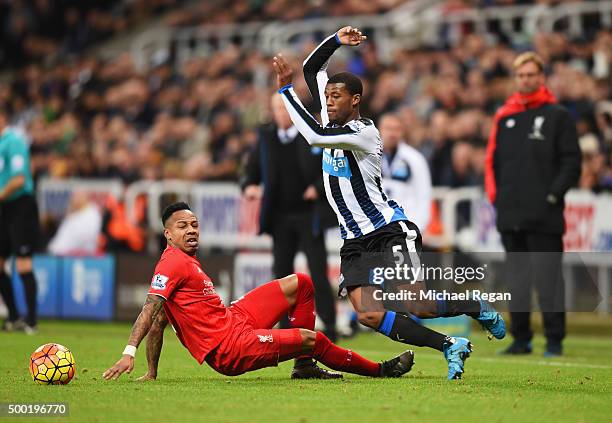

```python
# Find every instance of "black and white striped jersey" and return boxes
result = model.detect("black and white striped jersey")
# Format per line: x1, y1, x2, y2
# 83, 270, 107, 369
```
279, 33, 407, 239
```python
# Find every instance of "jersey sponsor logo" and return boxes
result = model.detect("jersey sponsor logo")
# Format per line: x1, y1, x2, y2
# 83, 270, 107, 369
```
151, 273, 169, 290
202, 279, 216, 295
257, 334, 274, 343
506, 118, 515, 128
10, 155, 25, 171
528, 116, 546, 140
322, 151, 351, 178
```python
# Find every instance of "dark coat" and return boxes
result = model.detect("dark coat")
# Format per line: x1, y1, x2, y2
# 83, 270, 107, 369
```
241, 124, 336, 235
487, 100, 582, 234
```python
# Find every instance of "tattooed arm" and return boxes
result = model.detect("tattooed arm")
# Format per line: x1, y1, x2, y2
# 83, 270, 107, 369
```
103, 295, 165, 380
137, 307, 168, 381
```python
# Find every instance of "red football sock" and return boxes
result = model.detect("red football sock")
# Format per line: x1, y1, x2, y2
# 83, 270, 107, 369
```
290, 273, 317, 362
289, 273, 316, 331
312, 331, 381, 377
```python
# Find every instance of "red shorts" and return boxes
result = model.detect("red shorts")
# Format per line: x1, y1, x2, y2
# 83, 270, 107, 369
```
205, 280, 304, 376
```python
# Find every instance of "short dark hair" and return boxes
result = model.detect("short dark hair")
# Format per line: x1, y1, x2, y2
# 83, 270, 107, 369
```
327, 72, 363, 96
162, 202, 192, 226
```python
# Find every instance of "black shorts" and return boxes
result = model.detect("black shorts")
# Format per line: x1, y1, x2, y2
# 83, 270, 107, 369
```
338, 220, 423, 296
0, 194, 41, 257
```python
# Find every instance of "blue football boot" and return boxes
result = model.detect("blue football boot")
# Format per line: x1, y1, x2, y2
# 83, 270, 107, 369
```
443, 337, 473, 380
476, 300, 506, 339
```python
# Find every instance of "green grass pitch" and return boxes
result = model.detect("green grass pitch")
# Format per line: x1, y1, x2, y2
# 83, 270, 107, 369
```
1, 320, 611, 423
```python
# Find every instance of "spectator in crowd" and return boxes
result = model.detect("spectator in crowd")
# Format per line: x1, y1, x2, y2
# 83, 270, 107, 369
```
48, 191, 102, 256
485, 52, 581, 357
0, 0, 185, 68
242, 93, 338, 341
379, 113, 432, 233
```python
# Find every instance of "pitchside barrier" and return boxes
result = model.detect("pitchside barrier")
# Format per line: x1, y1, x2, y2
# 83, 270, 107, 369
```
6, 255, 115, 320
31, 178, 612, 317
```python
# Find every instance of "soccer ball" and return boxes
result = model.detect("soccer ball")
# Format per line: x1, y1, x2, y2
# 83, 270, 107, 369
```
29, 343, 76, 385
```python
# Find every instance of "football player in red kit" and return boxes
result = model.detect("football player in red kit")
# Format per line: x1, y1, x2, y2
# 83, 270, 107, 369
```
103, 202, 414, 381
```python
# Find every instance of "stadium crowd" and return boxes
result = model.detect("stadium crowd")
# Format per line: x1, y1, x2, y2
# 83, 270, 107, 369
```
1, 0, 611, 194
0, 0, 187, 68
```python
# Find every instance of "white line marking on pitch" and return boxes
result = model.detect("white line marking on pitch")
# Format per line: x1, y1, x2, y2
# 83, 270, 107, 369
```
476, 357, 612, 370
356, 350, 612, 370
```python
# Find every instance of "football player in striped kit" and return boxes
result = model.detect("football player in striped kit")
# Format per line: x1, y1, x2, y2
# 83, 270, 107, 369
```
273, 26, 506, 379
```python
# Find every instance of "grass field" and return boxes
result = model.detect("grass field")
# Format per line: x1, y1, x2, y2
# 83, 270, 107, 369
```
1, 320, 611, 423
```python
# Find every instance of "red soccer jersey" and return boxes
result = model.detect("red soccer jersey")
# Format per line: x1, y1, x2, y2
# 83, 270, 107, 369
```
148, 246, 233, 363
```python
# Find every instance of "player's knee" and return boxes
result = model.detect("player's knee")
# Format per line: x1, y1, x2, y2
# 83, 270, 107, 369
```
357, 311, 384, 329
295, 272, 314, 297
299, 329, 316, 349
278, 274, 299, 304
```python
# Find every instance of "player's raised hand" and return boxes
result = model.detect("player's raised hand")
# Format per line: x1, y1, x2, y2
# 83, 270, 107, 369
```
336, 26, 367, 46
272, 54, 293, 89
103, 355, 134, 380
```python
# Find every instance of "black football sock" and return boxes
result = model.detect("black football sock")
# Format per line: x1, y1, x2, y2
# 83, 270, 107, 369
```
0, 272, 19, 321
294, 357, 314, 367
377, 311, 449, 351
19, 272, 37, 327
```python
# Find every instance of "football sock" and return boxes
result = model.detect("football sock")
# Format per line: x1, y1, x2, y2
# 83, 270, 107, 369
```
19, 272, 37, 327
312, 331, 380, 377
377, 311, 448, 351
290, 273, 317, 362
0, 272, 18, 321
436, 298, 481, 319
289, 273, 316, 331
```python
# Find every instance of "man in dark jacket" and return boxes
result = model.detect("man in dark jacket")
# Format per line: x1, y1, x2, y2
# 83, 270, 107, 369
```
485, 52, 581, 356
242, 93, 337, 342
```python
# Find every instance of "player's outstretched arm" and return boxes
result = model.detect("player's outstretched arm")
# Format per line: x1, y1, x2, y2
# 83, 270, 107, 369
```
137, 307, 168, 381
303, 26, 367, 126
103, 295, 165, 381
303, 26, 366, 75
273, 54, 375, 152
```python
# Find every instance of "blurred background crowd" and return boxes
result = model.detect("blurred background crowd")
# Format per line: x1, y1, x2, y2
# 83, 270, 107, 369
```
1, 0, 611, 210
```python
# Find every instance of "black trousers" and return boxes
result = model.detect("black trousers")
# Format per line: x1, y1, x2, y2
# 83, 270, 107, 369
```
500, 231, 565, 344
272, 212, 336, 334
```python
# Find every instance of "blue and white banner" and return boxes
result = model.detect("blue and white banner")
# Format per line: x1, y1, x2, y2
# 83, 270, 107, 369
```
60, 256, 115, 320
12, 255, 60, 318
